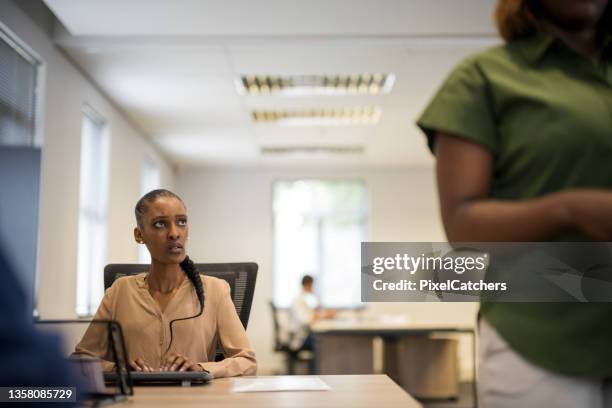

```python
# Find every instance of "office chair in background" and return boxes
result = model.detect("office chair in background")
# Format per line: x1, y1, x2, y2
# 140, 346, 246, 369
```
104, 262, 257, 361
269, 301, 314, 375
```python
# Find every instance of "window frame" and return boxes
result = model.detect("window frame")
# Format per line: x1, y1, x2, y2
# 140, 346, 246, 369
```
75, 104, 110, 317
0, 22, 46, 318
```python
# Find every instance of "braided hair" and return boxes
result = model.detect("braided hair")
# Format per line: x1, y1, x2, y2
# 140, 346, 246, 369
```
167, 256, 205, 351
134, 189, 205, 352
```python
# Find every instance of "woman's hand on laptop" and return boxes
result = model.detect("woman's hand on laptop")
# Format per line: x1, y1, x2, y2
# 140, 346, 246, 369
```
129, 357, 154, 372
160, 353, 203, 372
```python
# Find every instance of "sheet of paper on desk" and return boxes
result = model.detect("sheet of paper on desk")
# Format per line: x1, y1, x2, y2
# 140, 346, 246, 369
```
231, 376, 331, 393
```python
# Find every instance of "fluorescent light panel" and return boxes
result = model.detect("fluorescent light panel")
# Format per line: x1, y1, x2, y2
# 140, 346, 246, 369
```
237, 73, 395, 96
252, 106, 381, 126
261, 146, 364, 155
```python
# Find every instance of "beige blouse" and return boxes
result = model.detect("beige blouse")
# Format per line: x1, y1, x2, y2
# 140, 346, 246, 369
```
75, 273, 257, 378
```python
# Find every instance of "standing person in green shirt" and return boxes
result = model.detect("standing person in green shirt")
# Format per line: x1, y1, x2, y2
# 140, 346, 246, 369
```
417, 0, 612, 406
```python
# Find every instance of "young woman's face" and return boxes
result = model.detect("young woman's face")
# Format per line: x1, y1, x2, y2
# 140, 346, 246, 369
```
537, 0, 608, 30
135, 196, 188, 265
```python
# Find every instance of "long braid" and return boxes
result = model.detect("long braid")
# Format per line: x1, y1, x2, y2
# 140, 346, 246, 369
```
166, 255, 205, 352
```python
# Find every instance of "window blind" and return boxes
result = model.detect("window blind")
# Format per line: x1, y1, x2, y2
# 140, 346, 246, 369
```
0, 29, 38, 146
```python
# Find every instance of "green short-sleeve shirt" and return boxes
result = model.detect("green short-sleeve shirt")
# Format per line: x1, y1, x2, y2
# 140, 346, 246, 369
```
417, 33, 612, 377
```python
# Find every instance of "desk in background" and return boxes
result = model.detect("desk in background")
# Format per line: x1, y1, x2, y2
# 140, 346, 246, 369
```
127, 375, 421, 408
312, 319, 475, 399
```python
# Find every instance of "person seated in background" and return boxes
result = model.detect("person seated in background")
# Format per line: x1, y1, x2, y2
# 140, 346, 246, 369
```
288, 275, 335, 351
74, 189, 256, 378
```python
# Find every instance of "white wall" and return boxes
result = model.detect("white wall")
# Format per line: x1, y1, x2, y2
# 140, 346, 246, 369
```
0, 1, 175, 319
176, 166, 478, 379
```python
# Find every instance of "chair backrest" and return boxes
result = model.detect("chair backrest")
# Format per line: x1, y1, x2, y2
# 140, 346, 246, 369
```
269, 301, 295, 352
269, 301, 282, 350
104, 263, 257, 329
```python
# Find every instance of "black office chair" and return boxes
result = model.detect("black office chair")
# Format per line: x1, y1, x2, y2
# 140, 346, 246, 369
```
269, 301, 314, 375
104, 262, 257, 361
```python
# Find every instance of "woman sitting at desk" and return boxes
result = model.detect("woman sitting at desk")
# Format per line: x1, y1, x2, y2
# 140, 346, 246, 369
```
75, 189, 257, 378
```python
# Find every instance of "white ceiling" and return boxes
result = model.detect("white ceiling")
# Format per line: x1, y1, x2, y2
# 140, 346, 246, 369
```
44, 0, 500, 168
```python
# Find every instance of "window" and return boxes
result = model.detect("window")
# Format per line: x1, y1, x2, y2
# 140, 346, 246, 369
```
273, 180, 368, 308
138, 157, 160, 263
76, 106, 110, 316
0, 26, 42, 317
0, 27, 40, 146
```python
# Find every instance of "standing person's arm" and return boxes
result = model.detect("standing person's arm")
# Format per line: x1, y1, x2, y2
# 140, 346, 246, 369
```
435, 133, 612, 242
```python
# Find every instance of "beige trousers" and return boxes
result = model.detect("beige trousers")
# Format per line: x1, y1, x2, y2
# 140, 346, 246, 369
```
478, 319, 612, 408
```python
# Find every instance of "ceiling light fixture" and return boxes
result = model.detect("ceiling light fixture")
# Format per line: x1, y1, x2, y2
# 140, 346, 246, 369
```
260, 146, 364, 155
236, 73, 395, 96
251, 106, 382, 126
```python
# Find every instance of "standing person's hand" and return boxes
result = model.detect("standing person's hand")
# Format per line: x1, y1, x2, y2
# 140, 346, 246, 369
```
160, 353, 203, 372
562, 190, 612, 241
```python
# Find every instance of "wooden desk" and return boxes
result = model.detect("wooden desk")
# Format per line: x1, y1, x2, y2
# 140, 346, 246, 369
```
124, 375, 421, 408
312, 319, 474, 334
312, 320, 475, 399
